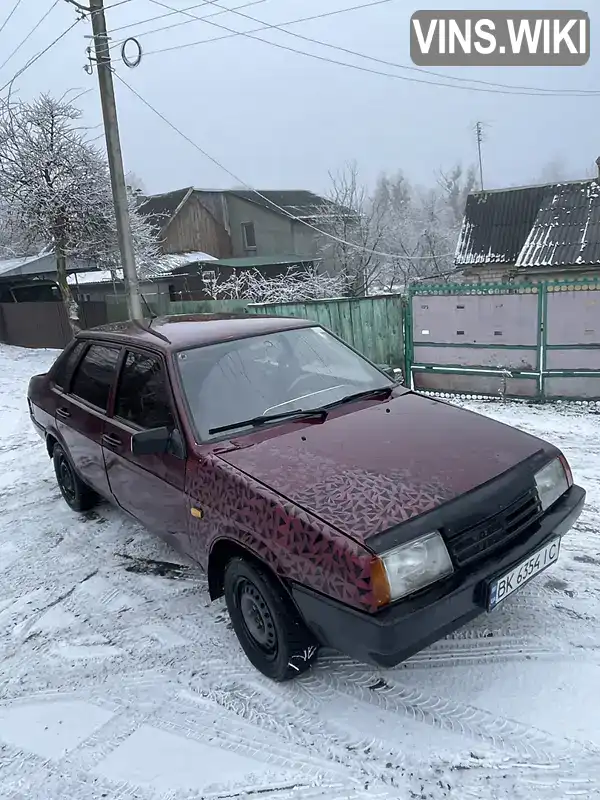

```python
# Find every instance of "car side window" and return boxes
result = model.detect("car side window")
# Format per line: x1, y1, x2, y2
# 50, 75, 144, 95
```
115, 351, 176, 431
52, 340, 87, 391
70, 344, 121, 411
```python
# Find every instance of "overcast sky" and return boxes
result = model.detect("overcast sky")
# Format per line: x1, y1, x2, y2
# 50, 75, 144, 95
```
2, 0, 598, 196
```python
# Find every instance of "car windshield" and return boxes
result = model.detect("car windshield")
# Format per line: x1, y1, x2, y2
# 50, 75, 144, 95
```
175, 325, 394, 440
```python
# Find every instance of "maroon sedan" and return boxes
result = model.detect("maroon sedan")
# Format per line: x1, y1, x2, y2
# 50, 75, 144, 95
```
27, 314, 585, 680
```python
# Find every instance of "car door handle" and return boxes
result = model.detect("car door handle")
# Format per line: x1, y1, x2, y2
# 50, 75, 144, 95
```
56, 407, 71, 419
102, 433, 122, 447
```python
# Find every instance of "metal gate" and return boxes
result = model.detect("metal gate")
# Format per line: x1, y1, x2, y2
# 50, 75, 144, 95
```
405, 279, 600, 401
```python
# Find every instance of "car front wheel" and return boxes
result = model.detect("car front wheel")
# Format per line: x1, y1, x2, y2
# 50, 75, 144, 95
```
53, 443, 98, 513
224, 558, 319, 681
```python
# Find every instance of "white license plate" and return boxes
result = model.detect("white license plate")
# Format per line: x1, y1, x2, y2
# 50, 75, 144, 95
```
488, 538, 561, 609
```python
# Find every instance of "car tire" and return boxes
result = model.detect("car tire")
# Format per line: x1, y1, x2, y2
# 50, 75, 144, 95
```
224, 558, 319, 681
53, 443, 98, 513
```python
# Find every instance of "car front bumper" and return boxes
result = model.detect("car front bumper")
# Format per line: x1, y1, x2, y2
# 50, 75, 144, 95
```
291, 484, 586, 668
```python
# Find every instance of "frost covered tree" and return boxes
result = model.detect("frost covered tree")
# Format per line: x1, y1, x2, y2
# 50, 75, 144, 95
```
314, 162, 387, 296
315, 162, 476, 296
205, 266, 344, 304
0, 93, 161, 330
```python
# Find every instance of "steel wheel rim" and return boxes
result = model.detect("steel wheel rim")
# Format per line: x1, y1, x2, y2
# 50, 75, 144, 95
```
237, 578, 278, 657
58, 455, 76, 503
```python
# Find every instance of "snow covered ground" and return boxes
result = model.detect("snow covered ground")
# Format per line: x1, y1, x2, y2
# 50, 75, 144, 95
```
1, 343, 599, 800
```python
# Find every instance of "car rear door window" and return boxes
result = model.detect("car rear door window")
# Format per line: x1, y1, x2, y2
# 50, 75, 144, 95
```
52, 340, 87, 391
70, 344, 121, 411
115, 351, 175, 430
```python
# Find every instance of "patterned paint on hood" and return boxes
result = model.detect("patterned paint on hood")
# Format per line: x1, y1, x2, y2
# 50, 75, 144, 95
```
219, 393, 547, 542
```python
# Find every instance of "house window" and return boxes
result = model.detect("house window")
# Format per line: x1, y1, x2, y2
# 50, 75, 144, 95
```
241, 222, 257, 250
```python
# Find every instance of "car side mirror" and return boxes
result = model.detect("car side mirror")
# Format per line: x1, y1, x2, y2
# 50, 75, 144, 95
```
131, 426, 171, 456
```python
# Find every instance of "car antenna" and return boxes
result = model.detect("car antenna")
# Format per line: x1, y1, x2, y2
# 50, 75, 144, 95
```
141, 293, 156, 320
131, 315, 171, 344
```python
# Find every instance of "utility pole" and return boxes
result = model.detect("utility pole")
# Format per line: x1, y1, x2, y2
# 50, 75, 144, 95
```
475, 121, 485, 191
88, 0, 143, 321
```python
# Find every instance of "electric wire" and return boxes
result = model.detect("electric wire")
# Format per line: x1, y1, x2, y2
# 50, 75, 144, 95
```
0, 17, 80, 95
0, 0, 61, 75
109, 0, 267, 46
144, 0, 599, 97
0, 0, 25, 37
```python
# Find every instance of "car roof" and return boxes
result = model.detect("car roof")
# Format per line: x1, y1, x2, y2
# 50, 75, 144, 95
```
77, 313, 316, 351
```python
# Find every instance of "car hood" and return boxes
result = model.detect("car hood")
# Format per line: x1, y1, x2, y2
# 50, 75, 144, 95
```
218, 393, 550, 543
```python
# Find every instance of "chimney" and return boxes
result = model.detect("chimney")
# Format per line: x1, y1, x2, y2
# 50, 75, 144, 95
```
596, 156, 600, 178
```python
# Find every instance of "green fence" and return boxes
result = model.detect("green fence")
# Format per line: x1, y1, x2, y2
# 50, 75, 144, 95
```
247, 295, 405, 368
99, 280, 600, 402
405, 279, 600, 401
106, 297, 249, 323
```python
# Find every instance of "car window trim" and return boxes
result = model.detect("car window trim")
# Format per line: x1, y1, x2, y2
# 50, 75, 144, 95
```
111, 344, 185, 443
69, 341, 123, 414
51, 339, 89, 394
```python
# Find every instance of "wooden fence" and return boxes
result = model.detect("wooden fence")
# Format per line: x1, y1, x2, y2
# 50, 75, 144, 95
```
247, 295, 405, 368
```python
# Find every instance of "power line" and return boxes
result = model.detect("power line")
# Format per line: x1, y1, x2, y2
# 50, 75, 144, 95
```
119, 0, 392, 52
144, 0, 599, 97
104, 0, 137, 10
113, 70, 455, 262
0, 0, 25, 37
0, 17, 81, 95
110, 0, 219, 34
0, 0, 60, 75
109, 0, 267, 47
0, 0, 134, 95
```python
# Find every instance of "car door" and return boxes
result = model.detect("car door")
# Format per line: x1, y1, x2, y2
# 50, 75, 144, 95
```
102, 347, 188, 542
56, 341, 122, 500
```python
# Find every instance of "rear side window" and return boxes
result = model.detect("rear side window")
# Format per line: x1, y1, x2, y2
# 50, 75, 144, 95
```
115, 350, 175, 430
52, 340, 87, 390
71, 344, 121, 411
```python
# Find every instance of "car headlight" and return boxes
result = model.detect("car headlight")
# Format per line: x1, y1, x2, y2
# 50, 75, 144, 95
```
372, 532, 454, 607
535, 458, 569, 512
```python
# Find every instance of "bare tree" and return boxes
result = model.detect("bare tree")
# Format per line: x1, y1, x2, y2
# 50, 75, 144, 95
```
315, 162, 387, 296
437, 163, 478, 228
316, 162, 476, 296
0, 93, 160, 330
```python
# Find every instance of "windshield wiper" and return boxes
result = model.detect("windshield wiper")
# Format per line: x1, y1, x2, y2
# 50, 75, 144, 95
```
209, 407, 328, 435
329, 385, 394, 407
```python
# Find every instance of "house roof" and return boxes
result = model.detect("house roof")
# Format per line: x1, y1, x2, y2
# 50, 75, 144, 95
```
227, 190, 330, 219
0, 253, 56, 278
194, 254, 315, 270
456, 179, 600, 270
67, 252, 216, 287
137, 186, 347, 236
137, 187, 193, 230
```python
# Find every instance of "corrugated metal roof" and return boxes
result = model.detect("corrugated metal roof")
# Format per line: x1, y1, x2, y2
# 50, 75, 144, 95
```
137, 187, 192, 230
227, 190, 330, 218
200, 254, 315, 270
456, 179, 600, 270
517, 181, 600, 267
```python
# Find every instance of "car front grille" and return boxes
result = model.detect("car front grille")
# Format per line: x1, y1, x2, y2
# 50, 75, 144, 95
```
446, 488, 542, 567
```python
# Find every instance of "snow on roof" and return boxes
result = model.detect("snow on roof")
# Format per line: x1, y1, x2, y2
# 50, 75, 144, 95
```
0, 253, 55, 278
66, 251, 216, 286
169, 251, 216, 266
457, 179, 600, 270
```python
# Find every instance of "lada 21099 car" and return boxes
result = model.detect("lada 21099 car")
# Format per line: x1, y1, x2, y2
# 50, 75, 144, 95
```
27, 314, 586, 680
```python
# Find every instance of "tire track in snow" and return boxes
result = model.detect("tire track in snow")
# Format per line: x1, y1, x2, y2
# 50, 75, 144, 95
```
303, 663, 599, 765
